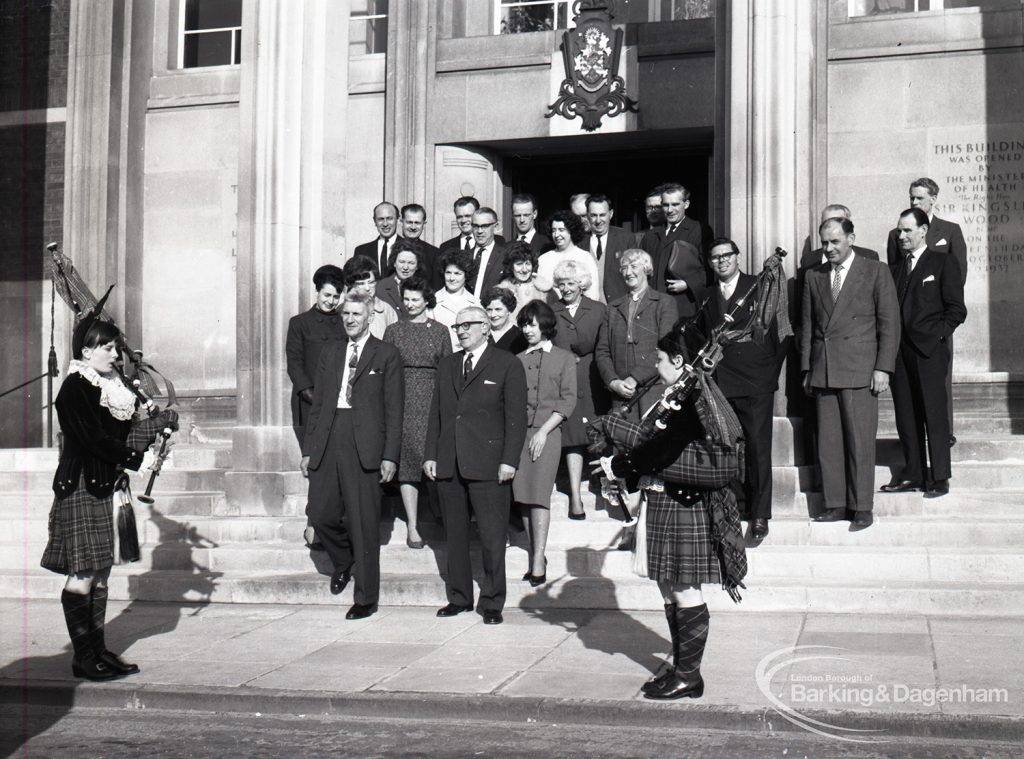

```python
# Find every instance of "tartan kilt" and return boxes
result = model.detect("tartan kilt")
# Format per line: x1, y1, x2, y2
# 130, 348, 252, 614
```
644, 489, 721, 586
40, 477, 115, 576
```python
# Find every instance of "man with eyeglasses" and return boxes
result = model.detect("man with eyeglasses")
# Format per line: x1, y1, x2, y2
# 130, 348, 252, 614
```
699, 239, 781, 542
465, 207, 506, 299
424, 306, 527, 626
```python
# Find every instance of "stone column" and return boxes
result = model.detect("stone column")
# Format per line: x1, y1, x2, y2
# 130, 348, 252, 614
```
385, 0, 436, 211
724, 0, 817, 271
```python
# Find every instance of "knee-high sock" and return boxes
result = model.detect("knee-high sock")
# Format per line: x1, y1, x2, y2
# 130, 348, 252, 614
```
89, 585, 108, 655
663, 603, 679, 668
61, 590, 95, 662
674, 603, 709, 674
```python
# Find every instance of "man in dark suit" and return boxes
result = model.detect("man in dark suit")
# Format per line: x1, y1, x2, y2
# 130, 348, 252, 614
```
400, 203, 441, 289
885, 178, 968, 446
511, 193, 551, 255
882, 208, 967, 498
352, 202, 399, 278
439, 196, 506, 256
585, 193, 635, 303
300, 292, 404, 619
643, 185, 666, 229
465, 207, 506, 299
703, 239, 781, 541
424, 306, 528, 626
642, 182, 709, 318
802, 217, 900, 530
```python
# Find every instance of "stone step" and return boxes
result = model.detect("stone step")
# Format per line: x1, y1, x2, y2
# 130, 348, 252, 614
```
770, 462, 1024, 493
0, 445, 232, 471
0, 491, 228, 517
0, 468, 228, 492
3, 567, 1022, 616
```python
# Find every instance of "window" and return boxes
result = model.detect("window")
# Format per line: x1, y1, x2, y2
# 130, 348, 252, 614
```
848, 0, 1015, 17
648, 0, 715, 21
180, 0, 242, 68
350, 0, 389, 56
496, 1, 572, 35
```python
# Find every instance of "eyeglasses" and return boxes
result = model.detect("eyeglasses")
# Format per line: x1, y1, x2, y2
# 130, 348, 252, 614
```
709, 253, 738, 263
452, 321, 486, 332
470, 222, 496, 230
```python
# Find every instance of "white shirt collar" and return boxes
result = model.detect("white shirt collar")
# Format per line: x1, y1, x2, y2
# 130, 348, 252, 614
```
526, 340, 553, 354
719, 271, 740, 288
348, 333, 371, 353
909, 244, 927, 258
519, 228, 535, 243
465, 340, 488, 363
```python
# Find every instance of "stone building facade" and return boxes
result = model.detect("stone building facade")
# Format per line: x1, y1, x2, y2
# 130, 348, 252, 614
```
2, 0, 1022, 454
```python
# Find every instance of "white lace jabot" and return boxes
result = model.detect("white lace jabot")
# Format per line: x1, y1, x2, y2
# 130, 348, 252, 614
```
67, 360, 137, 421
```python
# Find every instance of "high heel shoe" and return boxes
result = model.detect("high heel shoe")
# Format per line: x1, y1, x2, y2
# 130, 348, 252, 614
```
528, 558, 547, 587
522, 570, 533, 582
568, 509, 586, 521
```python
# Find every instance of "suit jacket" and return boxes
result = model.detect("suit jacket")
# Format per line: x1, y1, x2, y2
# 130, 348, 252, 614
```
353, 238, 396, 278
702, 273, 781, 397
301, 335, 404, 471
424, 344, 528, 480
285, 307, 345, 431
891, 248, 967, 357
493, 326, 528, 355
515, 231, 551, 256
795, 246, 880, 331
886, 215, 968, 284
800, 254, 900, 388
375, 276, 406, 318
440, 233, 506, 255
519, 345, 577, 428
595, 288, 678, 390
642, 217, 709, 316
469, 242, 506, 298
551, 297, 607, 412
586, 226, 636, 303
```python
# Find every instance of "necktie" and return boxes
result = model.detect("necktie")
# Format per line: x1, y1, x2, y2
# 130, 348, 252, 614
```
667, 223, 677, 236
519, 234, 527, 242
380, 239, 389, 274
897, 253, 914, 302
596, 235, 604, 260
346, 344, 359, 404
463, 352, 473, 381
463, 237, 472, 252
831, 264, 842, 302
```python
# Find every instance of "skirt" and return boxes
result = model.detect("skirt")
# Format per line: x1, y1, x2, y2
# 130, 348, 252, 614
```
644, 489, 720, 586
513, 425, 562, 508
40, 478, 115, 576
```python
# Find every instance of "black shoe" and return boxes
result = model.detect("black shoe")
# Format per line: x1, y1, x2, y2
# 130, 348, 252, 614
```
949, 435, 957, 448
813, 508, 846, 522
100, 650, 139, 676
522, 570, 533, 582
643, 669, 704, 700
641, 665, 674, 694
880, 479, 922, 493
345, 602, 378, 620
849, 512, 874, 531
924, 479, 950, 498
529, 572, 547, 588
330, 567, 352, 596
436, 603, 473, 618
71, 655, 121, 682
482, 609, 504, 625
568, 508, 586, 520
751, 518, 770, 541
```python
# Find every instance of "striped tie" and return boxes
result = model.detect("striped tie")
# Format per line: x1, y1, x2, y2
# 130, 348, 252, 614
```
345, 345, 359, 404
463, 352, 473, 381
831, 264, 842, 302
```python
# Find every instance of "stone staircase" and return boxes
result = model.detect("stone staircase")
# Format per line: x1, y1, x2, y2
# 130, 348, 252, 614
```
2, 414, 1023, 616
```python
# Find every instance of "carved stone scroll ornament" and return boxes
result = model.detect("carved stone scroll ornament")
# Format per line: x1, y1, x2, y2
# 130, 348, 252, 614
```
545, 0, 638, 132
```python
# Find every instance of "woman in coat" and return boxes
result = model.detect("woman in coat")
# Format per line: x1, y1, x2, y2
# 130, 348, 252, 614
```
513, 300, 576, 586
550, 260, 607, 519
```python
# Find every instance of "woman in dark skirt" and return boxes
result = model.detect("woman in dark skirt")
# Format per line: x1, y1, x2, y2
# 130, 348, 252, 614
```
594, 320, 746, 700
550, 260, 607, 519
41, 314, 176, 680
513, 300, 576, 586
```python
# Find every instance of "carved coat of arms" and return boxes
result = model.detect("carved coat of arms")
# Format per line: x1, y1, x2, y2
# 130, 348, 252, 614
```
546, 1, 638, 131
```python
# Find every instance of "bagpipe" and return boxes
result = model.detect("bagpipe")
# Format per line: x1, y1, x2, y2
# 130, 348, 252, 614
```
587, 247, 789, 471
47, 243, 180, 559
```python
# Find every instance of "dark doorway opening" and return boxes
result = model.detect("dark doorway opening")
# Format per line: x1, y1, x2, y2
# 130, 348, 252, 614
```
500, 142, 713, 237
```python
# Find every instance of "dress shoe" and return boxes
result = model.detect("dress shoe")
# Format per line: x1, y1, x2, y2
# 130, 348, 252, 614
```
436, 603, 473, 617
849, 512, 874, 531
71, 655, 121, 682
641, 666, 674, 694
924, 479, 950, 498
813, 508, 846, 523
568, 510, 586, 521
751, 518, 770, 541
880, 479, 922, 493
406, 536, 425, 549
329, 567, 352, 596
100, 650, 139, 676
643, 669, 704, 700
482, 609, 504, 625
345, 602, 378, 620
949, 435, 957, 448
522, 570, 534, 582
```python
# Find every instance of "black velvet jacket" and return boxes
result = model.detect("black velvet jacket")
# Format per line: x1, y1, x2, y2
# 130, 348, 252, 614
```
52, 373, 146, 498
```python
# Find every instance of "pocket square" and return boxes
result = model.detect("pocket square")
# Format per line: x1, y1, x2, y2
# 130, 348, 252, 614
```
936, 238, 948, 247
484, 379, 497, 385
922, 274, 935, 283
368, 369, 379, 375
